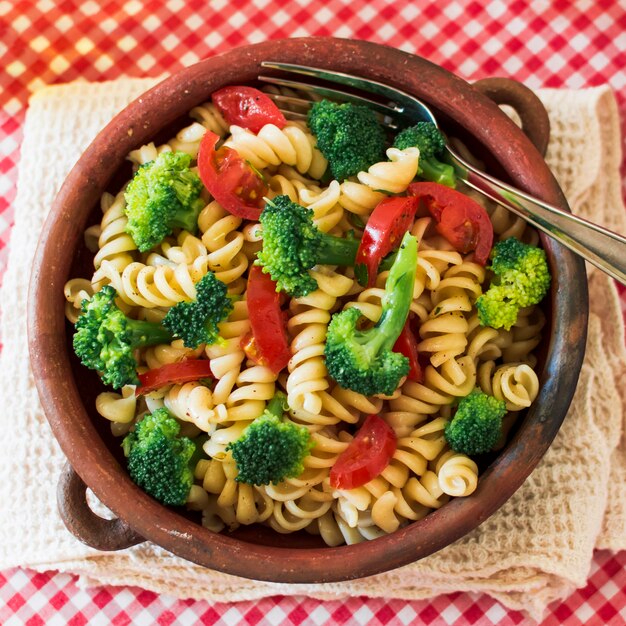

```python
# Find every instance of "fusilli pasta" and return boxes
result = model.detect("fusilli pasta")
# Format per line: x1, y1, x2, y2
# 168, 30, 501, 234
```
64, 87, 549, 549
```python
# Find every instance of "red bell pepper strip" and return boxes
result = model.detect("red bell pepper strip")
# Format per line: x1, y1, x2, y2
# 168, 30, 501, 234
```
408, 182, 493, 265
197, 130, 268, 220
244, 265, 292, 374
212, 86, 287, 134
392, 321, 423, 383
355, 196, 419, 287
330, 414, 397, 490
136, 360, 214, 396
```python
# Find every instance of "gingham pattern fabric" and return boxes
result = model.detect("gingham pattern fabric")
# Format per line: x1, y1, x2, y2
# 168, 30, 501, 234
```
0, 2, 624, 625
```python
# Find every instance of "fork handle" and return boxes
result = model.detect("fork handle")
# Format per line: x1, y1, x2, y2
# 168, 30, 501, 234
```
449, 149, 626, 286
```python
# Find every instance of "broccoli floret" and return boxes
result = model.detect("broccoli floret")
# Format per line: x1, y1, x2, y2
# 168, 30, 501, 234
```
227, 392, 314, 485
324, 231, 418, 396
393, 122, 456, 188
308, 99, 386, 182
476, 237, 551, 330
162, 271, 232, 348
256, 195, 360, 297
73, 285, 173, 389
445, 389, 507, 455
124, 151, 205, 252
122, 408, 196, 505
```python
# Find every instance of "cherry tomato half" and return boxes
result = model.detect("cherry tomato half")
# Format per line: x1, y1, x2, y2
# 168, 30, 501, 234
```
329, 415, 397, 490
408, 182, 493, 265
355, 196, 419, 287
245, 265, 292, 374
392, 321, 423, 383
136, 360, 214, 396
197, 130, 268, 220
212, 86, 287, 134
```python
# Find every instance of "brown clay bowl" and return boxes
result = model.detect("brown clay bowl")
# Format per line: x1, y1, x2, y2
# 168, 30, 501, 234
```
28, 38, 588, 583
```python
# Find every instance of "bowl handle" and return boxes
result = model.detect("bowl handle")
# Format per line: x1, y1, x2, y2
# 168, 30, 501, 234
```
473, 77, 550, 157
57, 461, 145, 551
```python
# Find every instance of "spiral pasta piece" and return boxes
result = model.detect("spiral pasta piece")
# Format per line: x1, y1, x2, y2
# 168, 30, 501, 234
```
402, 471, 449, 511
63, 278, 94, 323
331, 147, 420, 219
267, 172, 320, 203
266, 489, 331, 533
225, 365, 277, 423
95, 385, 137, 424
195, 457, 274, 527
186, 485, 211, 511
93, 256, 210, 308
356, 147, 420, 194
286, 269, 354, 418
500, 306, 546, 365
205, 300, 249, 407
390, 356, 477, 419
398, 417, 449, 462
418, 311, 469, 368
127, 142, 168, 168
478, 361, 540, 411
224, 122, 327, 179
337, 180, 386, 217
417, 259, 484, 367
163, 382, 218, 433
91, 190, 138, 276
189, 101, 230, 137
141, 339, 204, 371
304, 427, 349, 470
327, 386, 383, 426
148, 231, 208, 266
300, 181, 344, 234
202, 423, 251, 461
466, 313, 503, 363
435, 449, 479, 497
316, 508, 388, 546
197, 200, 248, 293
166, 121, 207, 158
266, 171, 345, 234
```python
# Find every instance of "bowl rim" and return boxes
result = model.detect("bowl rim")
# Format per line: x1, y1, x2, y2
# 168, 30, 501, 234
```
27, 37, 588, 583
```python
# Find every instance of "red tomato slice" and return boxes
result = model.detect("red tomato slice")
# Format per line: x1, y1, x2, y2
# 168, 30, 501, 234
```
355, 196, 419, 287
197, 130, 268, 220
136, 360, 214, 396
212, 86, 287, 134
329, 415, 397, 490
246, 265, 291, 374
392, 321, 423, 383
408, 182, 493, 265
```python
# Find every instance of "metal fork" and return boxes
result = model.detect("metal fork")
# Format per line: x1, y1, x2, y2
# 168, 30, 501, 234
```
259, 62, 626, 286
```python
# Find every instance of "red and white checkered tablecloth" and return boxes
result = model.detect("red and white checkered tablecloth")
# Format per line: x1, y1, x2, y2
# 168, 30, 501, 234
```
1, 1, 625, 624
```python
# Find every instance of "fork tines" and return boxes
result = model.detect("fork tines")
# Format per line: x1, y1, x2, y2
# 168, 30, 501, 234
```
258, 74, 401, 130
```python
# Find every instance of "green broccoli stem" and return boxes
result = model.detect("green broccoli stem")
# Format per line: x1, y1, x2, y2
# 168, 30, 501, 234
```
265, 391, 288, 418
126, 319, 174, 348
319, 231, 408, 272
317, 233, 361, 266
371, 232, 418, 352
318, 230, 409, 274
420, 159, 456, 188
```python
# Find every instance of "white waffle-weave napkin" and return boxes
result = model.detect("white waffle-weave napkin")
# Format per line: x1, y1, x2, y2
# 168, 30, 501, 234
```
0, 78, 624, 622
